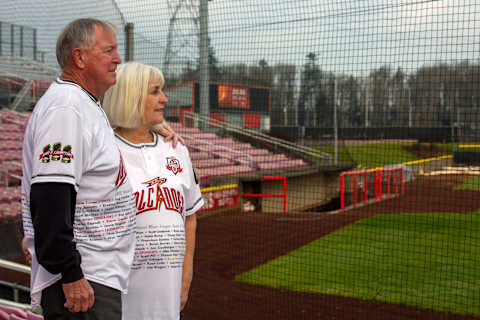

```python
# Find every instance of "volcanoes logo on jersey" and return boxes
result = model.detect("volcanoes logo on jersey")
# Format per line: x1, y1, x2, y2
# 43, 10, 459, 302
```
166, 156, 183, 175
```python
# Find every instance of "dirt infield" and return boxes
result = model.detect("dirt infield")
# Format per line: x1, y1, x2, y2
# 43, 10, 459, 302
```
183, 175, 480, 320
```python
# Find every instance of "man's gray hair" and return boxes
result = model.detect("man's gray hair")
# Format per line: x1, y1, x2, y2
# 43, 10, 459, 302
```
56, 18, 117, 69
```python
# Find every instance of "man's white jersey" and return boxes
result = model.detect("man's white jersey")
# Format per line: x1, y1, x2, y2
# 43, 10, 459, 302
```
21, 79, 137, 303
116, 133, 204, 320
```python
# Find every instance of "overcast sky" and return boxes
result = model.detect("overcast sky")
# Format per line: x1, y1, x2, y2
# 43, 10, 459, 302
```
0, 0, 478, 76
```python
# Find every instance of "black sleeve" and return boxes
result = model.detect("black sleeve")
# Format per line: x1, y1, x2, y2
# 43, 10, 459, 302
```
30, 182, 83, 284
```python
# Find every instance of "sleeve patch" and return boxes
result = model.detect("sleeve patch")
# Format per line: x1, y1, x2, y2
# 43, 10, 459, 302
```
39, 142, 74, 163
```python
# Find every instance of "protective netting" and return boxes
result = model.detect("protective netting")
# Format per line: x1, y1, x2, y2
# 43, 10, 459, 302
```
1, 1, 480, 319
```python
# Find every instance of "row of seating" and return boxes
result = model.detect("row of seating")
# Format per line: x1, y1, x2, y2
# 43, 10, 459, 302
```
0, 152, 22, 162
0, 110, 29, 126
0, 305, 42, 320
0, 141, 22, 151
0, 125, 24, 133
0, 201, 21, 221
0, 187, 21, 203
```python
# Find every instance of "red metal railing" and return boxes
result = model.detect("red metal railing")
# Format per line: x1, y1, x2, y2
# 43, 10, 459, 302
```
340, 166, 404, 212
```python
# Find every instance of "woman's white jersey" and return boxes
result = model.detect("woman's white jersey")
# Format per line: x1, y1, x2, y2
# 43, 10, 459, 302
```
116, 133, 204, 320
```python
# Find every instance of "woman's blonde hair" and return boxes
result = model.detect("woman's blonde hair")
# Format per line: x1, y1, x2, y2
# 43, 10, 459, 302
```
103, 62, 165, 128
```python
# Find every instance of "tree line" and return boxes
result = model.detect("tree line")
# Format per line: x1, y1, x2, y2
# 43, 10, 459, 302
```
167, 50, 480, 129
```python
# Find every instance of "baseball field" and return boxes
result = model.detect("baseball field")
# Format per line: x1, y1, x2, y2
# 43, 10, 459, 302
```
183, 173, 480, 320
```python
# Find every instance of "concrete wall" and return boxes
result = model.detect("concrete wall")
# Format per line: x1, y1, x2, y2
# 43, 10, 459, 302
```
259, 171, 340, 212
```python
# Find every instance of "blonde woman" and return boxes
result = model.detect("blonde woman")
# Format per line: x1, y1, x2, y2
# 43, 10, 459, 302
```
103, 62, 204, 320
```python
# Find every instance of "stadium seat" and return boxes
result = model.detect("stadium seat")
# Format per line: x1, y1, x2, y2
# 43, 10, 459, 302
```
193, 158, 232, 169
0, 187, 21, 203
250, 154, 287, 163
197, 164, 255, 179
230, 143, 254, 150
175, 127, 201, 135
257, 159, 308, 170
211, 138, 236, 146
0, 151, 22, 161
190, 132, 218, 140
0, 125, 23, 133
247, 149, 271, 156
0, 133, 24, 141
189, 151, 210, 161
0, 306, 27, 320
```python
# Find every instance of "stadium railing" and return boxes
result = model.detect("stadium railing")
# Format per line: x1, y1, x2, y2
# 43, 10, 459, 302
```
0, 258, 32, 314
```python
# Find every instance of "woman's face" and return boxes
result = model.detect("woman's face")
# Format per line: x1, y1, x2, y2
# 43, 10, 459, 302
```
144, 79, 168, 127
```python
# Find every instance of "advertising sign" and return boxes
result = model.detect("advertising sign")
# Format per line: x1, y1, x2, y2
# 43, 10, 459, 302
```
218, 85, 250, 109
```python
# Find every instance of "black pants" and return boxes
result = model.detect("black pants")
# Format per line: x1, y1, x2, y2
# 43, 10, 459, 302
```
41, 280, 121, 320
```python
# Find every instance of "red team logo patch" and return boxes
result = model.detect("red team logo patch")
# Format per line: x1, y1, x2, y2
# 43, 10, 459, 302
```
166, 156, 183, 175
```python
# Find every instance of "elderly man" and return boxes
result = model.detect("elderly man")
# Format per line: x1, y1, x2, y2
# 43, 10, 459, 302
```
21, 18, 180, 319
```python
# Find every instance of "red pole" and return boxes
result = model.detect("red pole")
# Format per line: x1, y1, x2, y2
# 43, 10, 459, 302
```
401, 167, 405, 194
364, 172, 368, 203
393, 172, 398, 194
387, 173, 391, 197
352, 175, 357, 208
340, 174, 345, 212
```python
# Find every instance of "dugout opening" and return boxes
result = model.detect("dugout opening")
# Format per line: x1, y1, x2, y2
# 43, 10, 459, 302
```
241, 180, 262, 212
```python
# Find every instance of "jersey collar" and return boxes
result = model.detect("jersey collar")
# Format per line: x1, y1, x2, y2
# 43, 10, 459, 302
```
114, 131, 159, 148
56, 78, 99, 104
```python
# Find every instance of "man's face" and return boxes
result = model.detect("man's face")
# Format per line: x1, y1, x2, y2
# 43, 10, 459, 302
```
83, 25, 121, 97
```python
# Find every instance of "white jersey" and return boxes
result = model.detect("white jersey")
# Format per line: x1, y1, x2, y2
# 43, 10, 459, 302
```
116, 133, 204, 320
21, 79, 137, 304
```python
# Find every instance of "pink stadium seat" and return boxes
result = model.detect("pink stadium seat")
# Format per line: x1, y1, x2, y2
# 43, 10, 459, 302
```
0, 306, 27, 320
257, 159, 308, 170
251, 154, 288, 163
230, 143, 254, 150
190, 132, 218, 140
0, 309, 8, 320
198, 165, 255, 178
247, 149, 271, 156
2, 142, 14, 150
0, 151, 22, 161
0, 124, 23, 133
0, 133, 24, 141
189, 151, 210, 161
211, 138, 236, 146
176, 127, 201, 135
0, 187, 21, 203
193, 158, 232, 169
9, 314, 26, 320
195, 144, 227, 152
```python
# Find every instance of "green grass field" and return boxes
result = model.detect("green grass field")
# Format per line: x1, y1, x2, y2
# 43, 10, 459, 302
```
314, 143, 419, 168
314, 142, 452, 169
455, 176, 480, 191
236, 212, 480, 316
